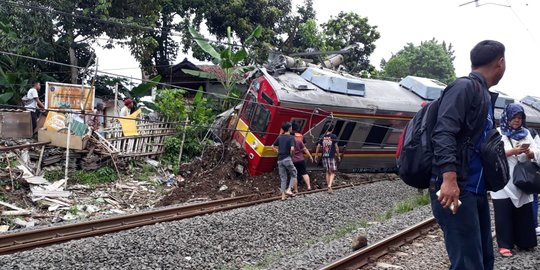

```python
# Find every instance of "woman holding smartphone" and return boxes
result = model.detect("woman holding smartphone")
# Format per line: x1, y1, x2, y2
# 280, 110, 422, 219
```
491, 103, 539, 257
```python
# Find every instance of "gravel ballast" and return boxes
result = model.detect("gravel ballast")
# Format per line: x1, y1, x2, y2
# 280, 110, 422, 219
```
1, 179, 539, 269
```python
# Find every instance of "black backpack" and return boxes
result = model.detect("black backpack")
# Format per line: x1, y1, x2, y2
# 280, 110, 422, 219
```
396, 99, 440, 189
396, 77, 480, 189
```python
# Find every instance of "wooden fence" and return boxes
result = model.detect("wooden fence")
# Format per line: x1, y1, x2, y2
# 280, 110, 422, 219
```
100, 118, 177, 159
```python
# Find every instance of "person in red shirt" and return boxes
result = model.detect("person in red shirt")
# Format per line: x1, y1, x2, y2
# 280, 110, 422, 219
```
291, 124, 314, 192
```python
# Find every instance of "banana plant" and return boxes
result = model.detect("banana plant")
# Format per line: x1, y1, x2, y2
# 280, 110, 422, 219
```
184, 25, 262, 110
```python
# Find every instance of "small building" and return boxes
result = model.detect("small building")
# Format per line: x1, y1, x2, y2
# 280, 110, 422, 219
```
160, 58, 247, 97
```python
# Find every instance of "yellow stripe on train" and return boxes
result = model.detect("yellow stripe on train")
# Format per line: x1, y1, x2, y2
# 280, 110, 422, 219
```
236, 119, 278, 157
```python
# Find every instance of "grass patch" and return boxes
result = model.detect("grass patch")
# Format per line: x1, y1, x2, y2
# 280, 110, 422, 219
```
240, 251, 285, 270
321, 220, 369, 243
71, 167, 118, 187
376, 193, 430, 221
134, 165, 156, 182
44, 170, 64, 181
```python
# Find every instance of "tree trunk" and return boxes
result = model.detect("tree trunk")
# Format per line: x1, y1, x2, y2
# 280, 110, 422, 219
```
68, 30, 78, 84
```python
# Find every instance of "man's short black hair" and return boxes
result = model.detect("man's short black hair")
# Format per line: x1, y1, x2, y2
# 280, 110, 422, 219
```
32, 81, 40, 85
470, 40, 505, 68
281, 122, 292, 131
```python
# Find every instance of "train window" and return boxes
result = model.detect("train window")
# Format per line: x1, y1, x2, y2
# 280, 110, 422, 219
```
261, 92, 274, 105
338, 122, 356, 146
291, 118, 306, 132
385, 131, 402, 146
333, 120, 345, 136
243, 94, 257, 121
251, 104, 270, 136
318, 121, 332, 138
364, 124, 390, 146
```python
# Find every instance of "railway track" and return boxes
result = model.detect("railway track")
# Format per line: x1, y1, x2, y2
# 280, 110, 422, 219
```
0, 184, 363, 255
319, 217, 438, 270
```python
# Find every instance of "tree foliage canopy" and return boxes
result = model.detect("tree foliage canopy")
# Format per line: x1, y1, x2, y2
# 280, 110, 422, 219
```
322, 12, 380, 72
383, 39, 456, 84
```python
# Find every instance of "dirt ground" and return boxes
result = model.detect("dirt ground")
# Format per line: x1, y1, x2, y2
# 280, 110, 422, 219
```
0, 144, 399, 231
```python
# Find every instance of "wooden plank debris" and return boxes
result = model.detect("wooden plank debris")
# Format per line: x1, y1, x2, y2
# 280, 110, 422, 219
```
2, 210, 31, 216
0, 200, 27, 212
30, 188, 71, 198
24, 176, 49, 185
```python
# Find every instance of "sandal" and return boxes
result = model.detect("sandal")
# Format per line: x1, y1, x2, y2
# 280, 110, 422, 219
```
285, 191, 296, 197
499, 248, 513, 257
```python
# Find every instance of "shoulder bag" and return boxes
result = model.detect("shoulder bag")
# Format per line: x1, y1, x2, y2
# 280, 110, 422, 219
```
508, 137, 540, 194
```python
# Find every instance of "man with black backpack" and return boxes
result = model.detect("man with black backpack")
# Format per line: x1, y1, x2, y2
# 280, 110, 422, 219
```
430, 40, 506, 270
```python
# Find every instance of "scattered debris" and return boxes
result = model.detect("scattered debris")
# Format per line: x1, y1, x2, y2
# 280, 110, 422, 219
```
352, 234, 368, 251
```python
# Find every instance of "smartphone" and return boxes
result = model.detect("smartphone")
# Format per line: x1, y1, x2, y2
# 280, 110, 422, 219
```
519, 143, 531, 149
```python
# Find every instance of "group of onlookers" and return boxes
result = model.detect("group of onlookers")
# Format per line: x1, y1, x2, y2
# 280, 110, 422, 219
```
272, 122, 340, 200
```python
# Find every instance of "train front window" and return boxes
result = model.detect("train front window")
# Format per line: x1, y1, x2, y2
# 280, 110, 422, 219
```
251, 104, 270, 136
243, 93, 257, 121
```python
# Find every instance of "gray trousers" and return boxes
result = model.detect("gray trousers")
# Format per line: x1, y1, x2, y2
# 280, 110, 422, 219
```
277, 157, 297, 192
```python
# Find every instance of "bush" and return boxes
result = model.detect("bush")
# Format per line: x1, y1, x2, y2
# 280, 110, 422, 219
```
156, 88, 218, 165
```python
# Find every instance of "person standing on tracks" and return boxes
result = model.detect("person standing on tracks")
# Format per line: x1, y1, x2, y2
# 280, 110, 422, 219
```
23, 81, 45, 133
431, 40, 506, 270
272, 122, 297, 200
315, 124, 340, 193
491, 104, 538, 257
291, 124, 314, 192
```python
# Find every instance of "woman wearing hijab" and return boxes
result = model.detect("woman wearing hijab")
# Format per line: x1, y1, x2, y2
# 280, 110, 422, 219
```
492, 103, 539, 257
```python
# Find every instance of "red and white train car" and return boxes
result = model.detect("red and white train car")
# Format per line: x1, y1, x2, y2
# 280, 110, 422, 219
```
233, 58, 540, 176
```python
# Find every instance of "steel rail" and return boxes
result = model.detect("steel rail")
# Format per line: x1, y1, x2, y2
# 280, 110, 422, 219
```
319, 217, 438, 270
0, 184, 359, 255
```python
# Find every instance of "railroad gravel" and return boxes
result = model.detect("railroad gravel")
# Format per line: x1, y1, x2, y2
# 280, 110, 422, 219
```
3, 178, 537, 270
0, 180, 419, 269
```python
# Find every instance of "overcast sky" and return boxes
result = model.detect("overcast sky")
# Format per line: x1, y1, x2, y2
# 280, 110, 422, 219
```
95, 0, 539, 99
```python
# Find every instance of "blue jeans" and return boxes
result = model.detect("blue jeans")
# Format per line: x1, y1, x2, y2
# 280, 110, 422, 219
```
533, 193, 539, 228
430, 189, 494, 270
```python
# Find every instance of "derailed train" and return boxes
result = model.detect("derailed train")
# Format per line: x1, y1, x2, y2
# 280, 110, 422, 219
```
231, 54, 540, 176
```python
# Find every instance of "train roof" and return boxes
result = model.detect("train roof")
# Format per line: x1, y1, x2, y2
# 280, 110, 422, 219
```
260, 67, 540, 126
262, 68, 425, 114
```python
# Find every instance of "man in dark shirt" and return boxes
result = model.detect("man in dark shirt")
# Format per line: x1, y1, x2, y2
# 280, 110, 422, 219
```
431, 40, 505, 270
315, 124, 340, 193
272, 122, 298, 200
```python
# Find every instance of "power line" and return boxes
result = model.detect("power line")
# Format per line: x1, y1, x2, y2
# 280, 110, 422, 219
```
0, 49, 409, 133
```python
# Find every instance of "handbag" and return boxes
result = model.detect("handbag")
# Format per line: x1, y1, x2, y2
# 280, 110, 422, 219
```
513, 161, 540, 194
508, 137, 540, 194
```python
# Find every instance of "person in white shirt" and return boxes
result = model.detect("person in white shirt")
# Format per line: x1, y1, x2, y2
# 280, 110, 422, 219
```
120, 98, 133, 118
491, 103, 539, 257
23, 81, 45, 132
529, 128, 540, 235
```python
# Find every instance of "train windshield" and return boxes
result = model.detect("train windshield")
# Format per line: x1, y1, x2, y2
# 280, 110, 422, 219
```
251, 104, 270, 136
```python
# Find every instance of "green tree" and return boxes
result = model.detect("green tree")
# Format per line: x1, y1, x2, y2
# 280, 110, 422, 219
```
281, 0, 325, 54
186, 25, 262, 110
383, 39, 456, 84
184, 0, 292, 64
322, 12, 380, 72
